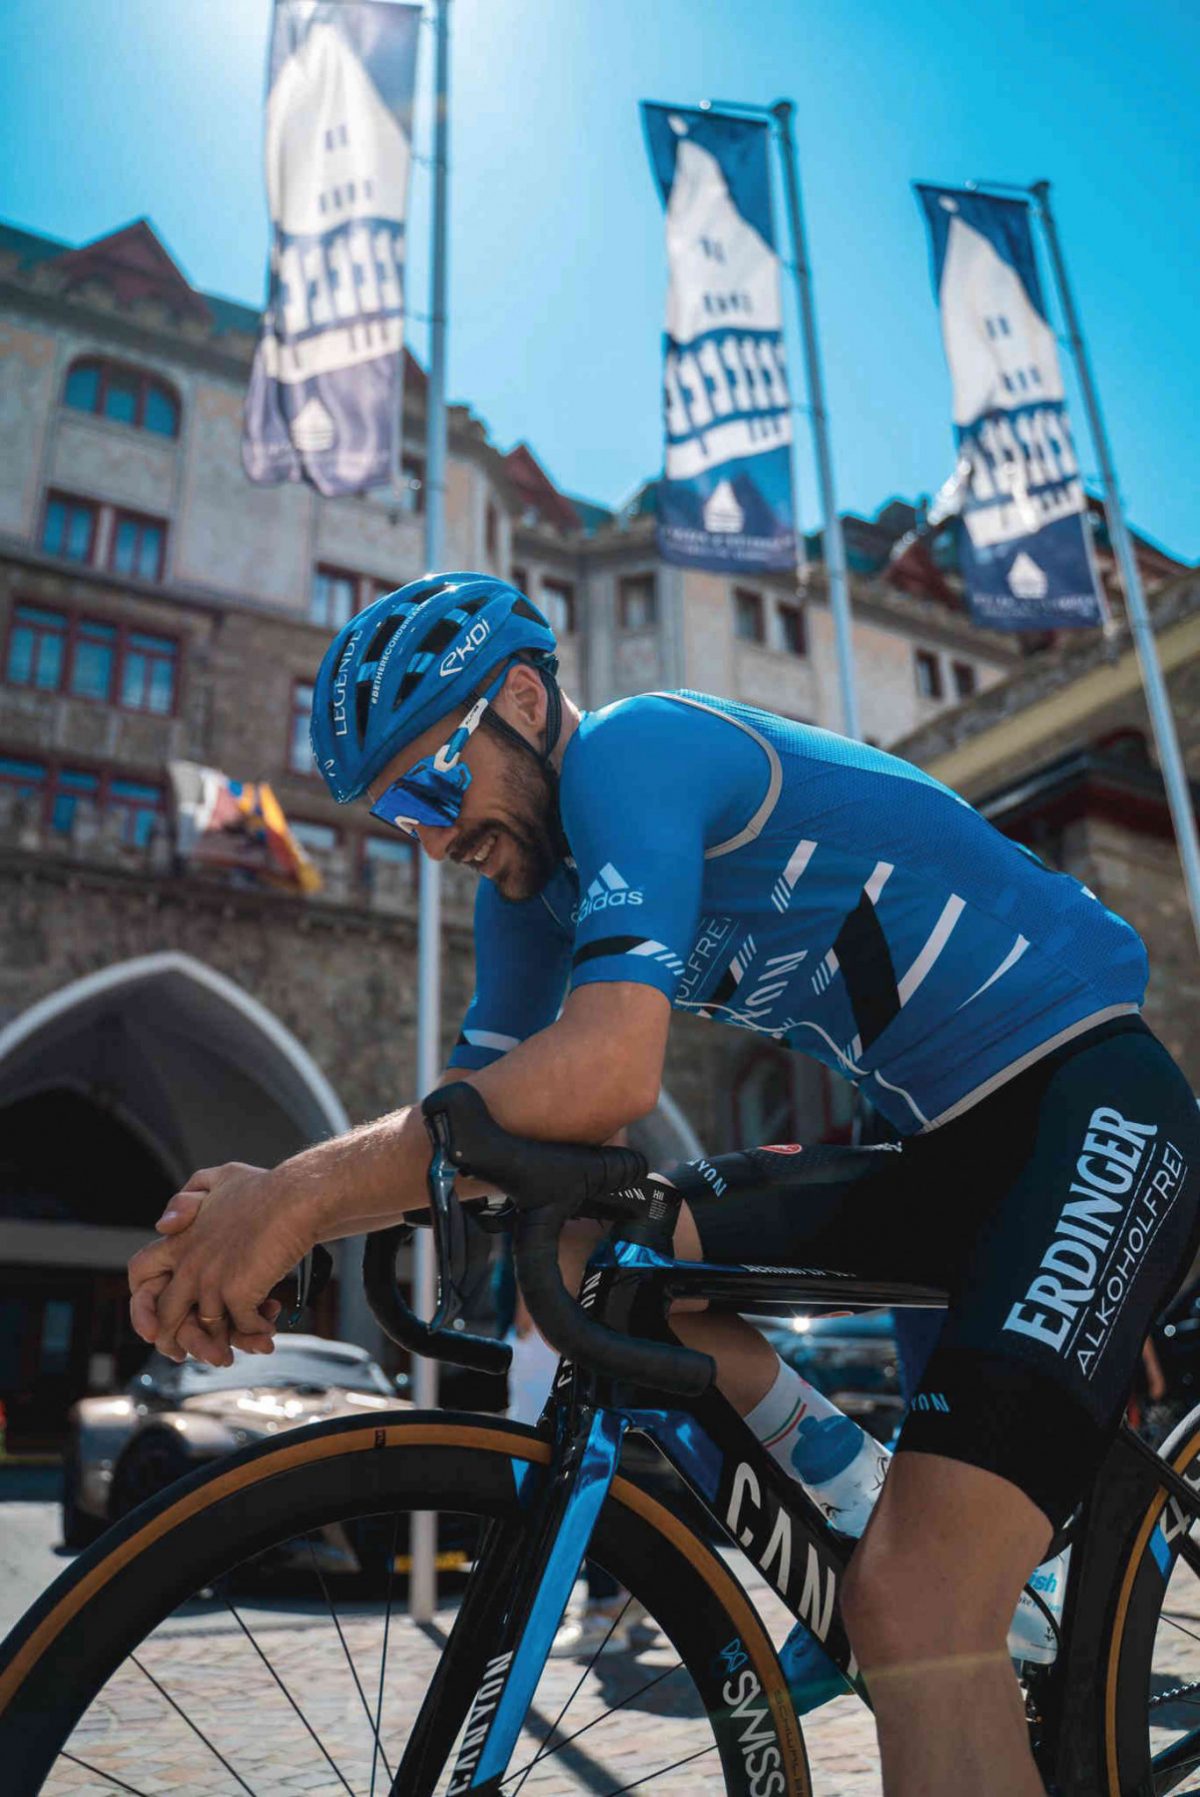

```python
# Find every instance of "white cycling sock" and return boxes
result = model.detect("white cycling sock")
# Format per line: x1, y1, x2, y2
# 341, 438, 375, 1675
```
744, 1355, 891, 1539
744, 1357, 812, 1476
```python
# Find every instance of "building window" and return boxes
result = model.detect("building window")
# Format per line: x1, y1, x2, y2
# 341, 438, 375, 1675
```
0, 755, 46, 805
63, 358, 180, 439
289, 682, 316, 773
291, 820, 338, 856
777, 602, 807, 657
5, 606, 177, 714
485, 502, 501, 562
110, 511, 167, 583
42, 493, 99, 564
311, 566, 365, 629
914, 650, 943, 699
70, 619, 118, 701
951, 660, 976, 699
0, 757, 165, 843
618, 573, 656, 631
400, 454, 425, 514
733, 587, 765, 644
363, 833, 416, 891
49, 768, 101, 834
541, 578, 576, 635
108, 780, 165, 846
6, 605, 68, 690
120, 632, 177, 714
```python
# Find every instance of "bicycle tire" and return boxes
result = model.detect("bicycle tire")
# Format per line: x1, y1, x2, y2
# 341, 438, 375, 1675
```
1103, 1401, 1200, 1794
0, 1410, 811, 1796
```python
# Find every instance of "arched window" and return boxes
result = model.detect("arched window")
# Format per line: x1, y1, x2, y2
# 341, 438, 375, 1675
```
63, 358, 181, 439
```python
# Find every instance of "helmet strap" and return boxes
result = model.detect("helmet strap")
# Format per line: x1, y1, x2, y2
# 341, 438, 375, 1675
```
478, 660, 568, 858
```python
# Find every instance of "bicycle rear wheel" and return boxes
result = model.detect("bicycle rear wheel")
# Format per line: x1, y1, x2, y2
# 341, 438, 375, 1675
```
1103, 1403, 1200, 1794
0, 1411, 810, 1796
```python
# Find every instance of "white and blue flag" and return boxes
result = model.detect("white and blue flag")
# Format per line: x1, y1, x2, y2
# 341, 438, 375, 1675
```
243, 0, 420, 497
917, 185, 1103, 630
642, 105, 796, 573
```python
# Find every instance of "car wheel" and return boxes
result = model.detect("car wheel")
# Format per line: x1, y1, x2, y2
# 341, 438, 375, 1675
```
109, 1429, 196, 1521
60, 1449, 103, 1550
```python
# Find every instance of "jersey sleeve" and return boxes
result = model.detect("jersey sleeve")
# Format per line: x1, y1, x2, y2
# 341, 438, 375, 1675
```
561, 700, 709, 1004
449, 876, 573, 1070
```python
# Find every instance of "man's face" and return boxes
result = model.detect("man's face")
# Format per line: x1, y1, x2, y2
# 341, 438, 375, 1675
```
369, 706, 559, 903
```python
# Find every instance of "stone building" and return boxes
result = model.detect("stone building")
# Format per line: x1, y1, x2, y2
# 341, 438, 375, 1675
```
0, 214, 1191, 1441
896, 572, 1200, 1092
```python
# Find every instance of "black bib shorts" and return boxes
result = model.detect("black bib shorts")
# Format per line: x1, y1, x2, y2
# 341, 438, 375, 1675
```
672, 1017, 1200, 1528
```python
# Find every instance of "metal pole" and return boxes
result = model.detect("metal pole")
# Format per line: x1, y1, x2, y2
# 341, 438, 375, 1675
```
409, 0, 451, 1626
1031, 180, 1200, 957
770, 100, 860, 740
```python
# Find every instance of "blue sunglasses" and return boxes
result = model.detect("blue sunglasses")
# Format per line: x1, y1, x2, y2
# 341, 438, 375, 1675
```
369, 666, 509, 836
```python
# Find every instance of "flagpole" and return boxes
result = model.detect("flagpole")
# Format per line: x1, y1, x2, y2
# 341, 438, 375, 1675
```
770, 100, 860, 740
1030, 180, 1200, 956
410, 0, 451, 1626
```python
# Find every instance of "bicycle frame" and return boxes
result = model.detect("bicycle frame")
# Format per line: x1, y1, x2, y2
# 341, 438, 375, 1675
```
379, 1109, 1200, 1797
395, 1220, 946, 1795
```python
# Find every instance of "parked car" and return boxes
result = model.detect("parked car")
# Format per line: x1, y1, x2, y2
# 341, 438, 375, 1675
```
757, 1309, 902, 1442
63, 1334, 407, 1554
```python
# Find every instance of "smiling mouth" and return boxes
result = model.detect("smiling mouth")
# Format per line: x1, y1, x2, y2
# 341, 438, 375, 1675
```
461, 830, 498, 875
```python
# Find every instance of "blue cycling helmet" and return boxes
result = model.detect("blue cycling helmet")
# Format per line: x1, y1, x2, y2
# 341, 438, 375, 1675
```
310, 572, 558, 803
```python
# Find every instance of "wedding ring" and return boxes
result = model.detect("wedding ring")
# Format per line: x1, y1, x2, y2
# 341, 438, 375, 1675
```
197, 1312, 226, 1325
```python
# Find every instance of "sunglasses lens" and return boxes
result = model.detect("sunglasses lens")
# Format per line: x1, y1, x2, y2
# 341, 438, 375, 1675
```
370, 763, 467, 834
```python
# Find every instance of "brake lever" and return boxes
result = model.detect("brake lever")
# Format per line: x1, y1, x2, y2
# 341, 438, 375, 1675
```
426, 1143, 469, 1332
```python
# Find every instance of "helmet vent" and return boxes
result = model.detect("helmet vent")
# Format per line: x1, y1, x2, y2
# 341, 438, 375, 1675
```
513, 598, 544, 623
416, 616, 462, 657
366, 614, 405, 664
355, 679, 373, 744
394, 668, 423, 708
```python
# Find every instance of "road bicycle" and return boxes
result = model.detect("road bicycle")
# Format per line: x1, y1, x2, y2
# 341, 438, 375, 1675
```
4, 1081, 1200, 1794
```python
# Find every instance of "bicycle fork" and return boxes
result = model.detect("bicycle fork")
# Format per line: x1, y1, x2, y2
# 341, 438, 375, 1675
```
391, 1405, 626, 1797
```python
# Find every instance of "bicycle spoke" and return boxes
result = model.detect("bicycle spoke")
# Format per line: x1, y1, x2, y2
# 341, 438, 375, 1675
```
370, 1512, 400, 1797
1162, 1613, 1200, 1656
223, 1593, 357, 1797
132, 1651, 259, 1796
306, 1532, 395, 1785
59, 1751, 155, 1797
597, 1740, 719, 1795
501, 1662, 688, 1784
511, 1593, 634, 1795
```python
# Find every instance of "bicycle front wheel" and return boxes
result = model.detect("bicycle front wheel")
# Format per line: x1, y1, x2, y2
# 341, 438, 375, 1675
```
0, 1410, 810, 1796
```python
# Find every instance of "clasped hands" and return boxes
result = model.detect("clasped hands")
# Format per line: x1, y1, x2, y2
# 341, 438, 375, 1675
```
127, 1161, 318, 1367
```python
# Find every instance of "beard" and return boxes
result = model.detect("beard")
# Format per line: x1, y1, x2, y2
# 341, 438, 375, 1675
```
455, 741, 560, 902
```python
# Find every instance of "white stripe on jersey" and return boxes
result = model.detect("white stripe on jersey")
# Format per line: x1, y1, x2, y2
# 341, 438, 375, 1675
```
957, 933, 1031, 1011
897, 895, 965, 1008
772, 837, 818, 912
463, 1028, 520, 1052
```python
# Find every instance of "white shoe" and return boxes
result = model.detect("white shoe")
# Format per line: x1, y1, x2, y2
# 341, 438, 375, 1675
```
550, 1599, 648, 1658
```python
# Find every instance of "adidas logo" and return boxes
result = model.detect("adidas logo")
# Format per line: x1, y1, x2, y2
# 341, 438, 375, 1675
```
575, 862, 645, 922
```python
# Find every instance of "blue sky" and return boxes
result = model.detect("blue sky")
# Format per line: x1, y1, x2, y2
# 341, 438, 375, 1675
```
2, 0, 1197, 558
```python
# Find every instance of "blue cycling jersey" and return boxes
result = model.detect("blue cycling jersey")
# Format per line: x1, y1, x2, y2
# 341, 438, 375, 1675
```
449, 691, 1148, 1134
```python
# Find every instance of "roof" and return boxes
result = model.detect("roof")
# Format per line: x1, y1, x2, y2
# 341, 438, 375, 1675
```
51, 219, 212, 326
503, 442, 581, 532
0, 219, 72, 271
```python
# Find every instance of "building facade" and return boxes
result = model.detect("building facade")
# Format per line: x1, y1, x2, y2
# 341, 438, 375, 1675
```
0, 215, 1191, 1442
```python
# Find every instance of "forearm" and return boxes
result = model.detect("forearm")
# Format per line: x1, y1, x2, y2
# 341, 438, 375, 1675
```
277, 987, 663, 1245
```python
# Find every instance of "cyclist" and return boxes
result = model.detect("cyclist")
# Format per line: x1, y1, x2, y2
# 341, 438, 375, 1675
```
129, 572, 1200, 1797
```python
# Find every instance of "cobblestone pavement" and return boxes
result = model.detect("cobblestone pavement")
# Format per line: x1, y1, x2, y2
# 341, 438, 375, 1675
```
39, 1579, 884, 1797
16, 1518, 1200, 1796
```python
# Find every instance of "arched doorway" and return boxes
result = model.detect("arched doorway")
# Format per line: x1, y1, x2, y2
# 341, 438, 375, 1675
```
0, 953, 351, 1447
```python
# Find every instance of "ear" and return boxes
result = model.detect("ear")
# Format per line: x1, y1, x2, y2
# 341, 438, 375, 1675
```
495, 663, 546, 738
